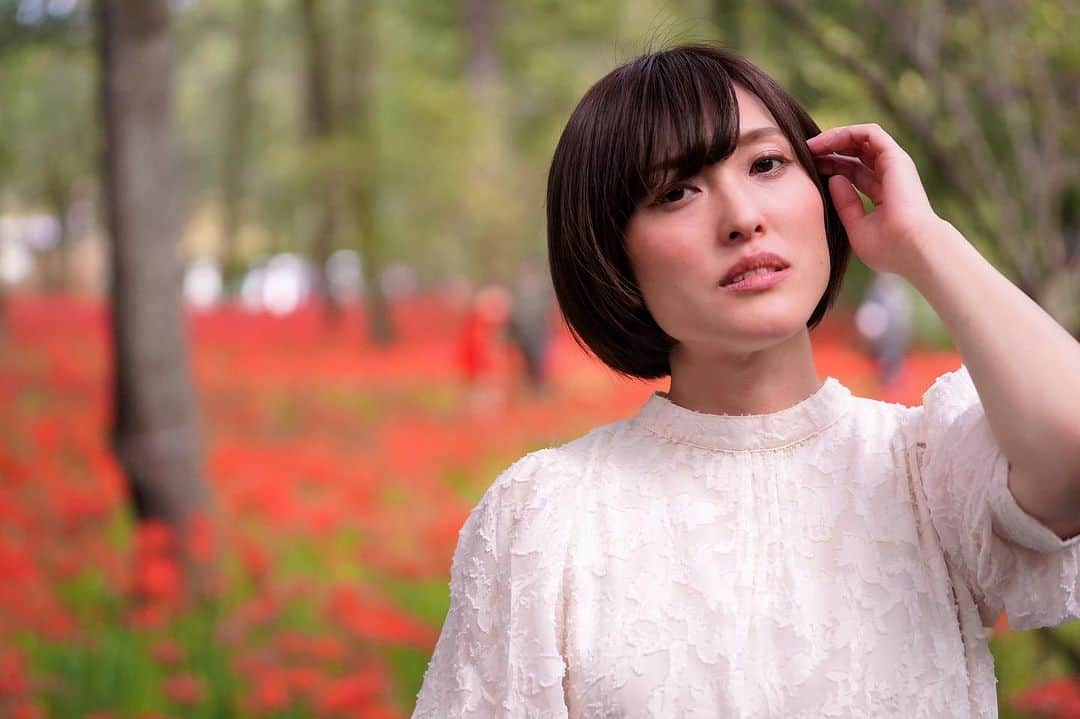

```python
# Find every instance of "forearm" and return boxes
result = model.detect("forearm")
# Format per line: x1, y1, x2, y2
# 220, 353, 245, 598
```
902, 219, 1080, 522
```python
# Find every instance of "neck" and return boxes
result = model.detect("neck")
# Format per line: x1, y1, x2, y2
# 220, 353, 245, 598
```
666, 329, 822, 416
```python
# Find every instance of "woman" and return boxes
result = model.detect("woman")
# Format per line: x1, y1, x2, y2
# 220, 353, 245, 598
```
414, 44, 1080, 718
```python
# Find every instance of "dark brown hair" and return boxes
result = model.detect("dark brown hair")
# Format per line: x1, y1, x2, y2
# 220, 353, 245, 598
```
546, 44, 851, 380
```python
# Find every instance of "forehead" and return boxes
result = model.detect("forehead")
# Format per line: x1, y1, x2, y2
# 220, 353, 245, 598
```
733, 83, 780, 136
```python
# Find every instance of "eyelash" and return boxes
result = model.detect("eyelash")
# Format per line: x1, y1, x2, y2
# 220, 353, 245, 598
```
652, 154, 791, 206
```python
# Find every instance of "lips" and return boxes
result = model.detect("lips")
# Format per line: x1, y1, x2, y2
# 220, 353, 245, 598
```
720, 252, 790, 286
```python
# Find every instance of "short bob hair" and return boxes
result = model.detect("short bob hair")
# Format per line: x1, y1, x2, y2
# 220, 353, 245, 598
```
547, 44, 851, 380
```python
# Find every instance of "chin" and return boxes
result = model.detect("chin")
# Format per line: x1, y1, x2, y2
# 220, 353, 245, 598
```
682, 318, 806, 355
726, 308, 812, 335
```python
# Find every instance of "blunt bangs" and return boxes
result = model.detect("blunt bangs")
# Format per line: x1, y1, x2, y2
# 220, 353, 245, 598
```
624, 52, 741, 204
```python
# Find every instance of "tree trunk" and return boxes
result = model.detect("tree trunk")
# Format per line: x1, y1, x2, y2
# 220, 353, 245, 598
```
96, 0, 209, 553
220, 0, 264, 292
340, 0, 394, 345
299, 0, 342, 321
354, 183, 394, 345
44, 182, 71, 293
462, 0, 501, 281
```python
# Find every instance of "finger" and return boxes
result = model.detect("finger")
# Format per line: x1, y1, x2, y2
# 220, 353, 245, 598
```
827, 174, 866, 228
814, 154, 881, 202
807, 123, 905, 170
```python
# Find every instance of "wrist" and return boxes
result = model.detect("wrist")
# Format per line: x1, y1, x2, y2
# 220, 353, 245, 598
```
895, 216, 963, 289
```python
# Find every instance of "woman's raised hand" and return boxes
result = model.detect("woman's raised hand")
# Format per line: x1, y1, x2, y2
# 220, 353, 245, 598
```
807, 123, 943, 277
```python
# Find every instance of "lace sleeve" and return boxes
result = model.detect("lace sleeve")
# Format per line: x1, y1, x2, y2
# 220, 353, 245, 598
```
914, 364, 1080, 630
412, 451, 570, 718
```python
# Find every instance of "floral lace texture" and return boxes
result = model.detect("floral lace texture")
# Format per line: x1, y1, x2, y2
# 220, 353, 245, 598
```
413, 366, 1080, 718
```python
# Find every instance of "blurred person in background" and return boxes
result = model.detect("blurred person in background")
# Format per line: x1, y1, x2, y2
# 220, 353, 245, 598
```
456, 284, 512, 417
855, 270, 912, 399
506, 259, 556, 397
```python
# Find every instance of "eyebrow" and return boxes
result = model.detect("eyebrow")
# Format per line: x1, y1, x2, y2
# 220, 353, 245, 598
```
737, 126, 786, 146
644, 126, 788, 190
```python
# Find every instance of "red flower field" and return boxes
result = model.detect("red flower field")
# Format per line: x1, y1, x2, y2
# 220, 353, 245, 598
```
0, 293, 1072, 717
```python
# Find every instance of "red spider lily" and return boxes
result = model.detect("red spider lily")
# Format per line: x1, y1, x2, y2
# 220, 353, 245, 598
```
231, 650, 275, 684
273, 630, 314, 660
29, 417, 64, 453
0, 539, 73, 640
308, 635, 346, 662
134, 520, 175, 559
0, 540, 39, 586
271, 631, 347, 668
317, 667, 393, 716
128, 604, 171, 631
326, 586, 437, 650
1013, 677, 1080, 719
237, 538, 271, 587
286, 666, 325, 693
991, 611, 1010, 637
244, 669, 292, 714
8, 702, 46, 719
132, 554, 183, 605
54, 488, 114, 531
0, 649, 29, 697
150, 639, 186, 667
185, 512, 216, 563
163, 673, 206, 706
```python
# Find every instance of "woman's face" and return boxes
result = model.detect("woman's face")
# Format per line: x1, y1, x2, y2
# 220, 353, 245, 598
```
624, 83, 831, 359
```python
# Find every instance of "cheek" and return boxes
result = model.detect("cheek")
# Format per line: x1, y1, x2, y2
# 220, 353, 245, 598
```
784, 184, 828, 254
626, 224, 699, 285
788, 177, 825, 226
774, 183, 830, 288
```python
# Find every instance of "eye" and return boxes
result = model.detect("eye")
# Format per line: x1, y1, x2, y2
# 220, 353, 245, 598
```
752, 154, 789, 175
652, 184, 697, 206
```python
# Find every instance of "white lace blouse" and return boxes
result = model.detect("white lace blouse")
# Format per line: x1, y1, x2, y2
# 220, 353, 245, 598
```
413, 365, 1080, 718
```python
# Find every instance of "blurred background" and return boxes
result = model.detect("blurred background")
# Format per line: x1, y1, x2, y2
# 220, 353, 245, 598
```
1, 0, 1077, 717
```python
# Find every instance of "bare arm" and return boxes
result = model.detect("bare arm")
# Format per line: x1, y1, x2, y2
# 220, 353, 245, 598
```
903, 219, 1080, 538
808, 123, 1080, 539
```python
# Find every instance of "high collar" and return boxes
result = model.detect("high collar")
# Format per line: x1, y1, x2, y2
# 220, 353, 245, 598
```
632, 377, 852, 452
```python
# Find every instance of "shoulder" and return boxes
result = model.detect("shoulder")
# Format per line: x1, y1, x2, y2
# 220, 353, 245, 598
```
830, 366, 983, 453
895, 365, 983, 445
836, 389, 921, 445
465, 419, 629, 540
479, 419, 625, 511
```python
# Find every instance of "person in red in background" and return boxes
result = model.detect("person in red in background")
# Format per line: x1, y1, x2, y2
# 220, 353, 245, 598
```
457, 284, 512, 416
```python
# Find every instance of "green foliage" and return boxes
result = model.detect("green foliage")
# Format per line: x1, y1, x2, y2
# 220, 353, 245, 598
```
1, 0, 1075, 308
0, 41, 96, 213
1, 0, 724, 284
22, 571, 241, 718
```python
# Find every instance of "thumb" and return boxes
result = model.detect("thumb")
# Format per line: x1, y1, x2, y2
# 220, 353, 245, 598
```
827, 174, 865, 230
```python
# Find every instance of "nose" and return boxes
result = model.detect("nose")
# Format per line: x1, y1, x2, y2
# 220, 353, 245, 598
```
716, 180, 766, 243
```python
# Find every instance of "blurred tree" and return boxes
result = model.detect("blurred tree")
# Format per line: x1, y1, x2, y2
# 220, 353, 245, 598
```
337, 0, 395, 345
95, 0, 209, 568
493, 0, 659, 279
220, 0, 264, 289
299, 0, 343, 319
759, 0, 1080, 336
0, 5, 96, 292
462, 0, 511, 281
